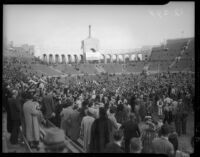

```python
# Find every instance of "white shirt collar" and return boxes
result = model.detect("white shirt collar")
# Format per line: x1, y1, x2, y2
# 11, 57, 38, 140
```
161, 136, 168, 141
114, 141, 122, 147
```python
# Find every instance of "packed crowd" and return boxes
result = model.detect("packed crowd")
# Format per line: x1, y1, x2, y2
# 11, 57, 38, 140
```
3, 57, 194, 156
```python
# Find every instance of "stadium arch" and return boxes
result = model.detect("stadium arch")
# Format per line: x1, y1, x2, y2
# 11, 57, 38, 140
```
137, 53, 143, 61
61, 54, 66, 64
106, 54, 111, 63
49, 54, 53, 64
118, 54, 124, 63
80, 54, 84, 63
112, 54, 117, 63
74, 54, 78, 63
68, 54, 72, 64
101, 54, 106, 63
43, 54, 47, 62
55, 54, 60, 64
130, 54, 136, 61
124, 54, 130, 63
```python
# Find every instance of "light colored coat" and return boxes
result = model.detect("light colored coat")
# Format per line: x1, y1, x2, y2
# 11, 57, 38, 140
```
157, 100, 164, 116
23, 100, 40, 142
80, 115, 95, 152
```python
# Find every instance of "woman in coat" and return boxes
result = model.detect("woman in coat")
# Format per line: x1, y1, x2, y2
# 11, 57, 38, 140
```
80, 109, 95, 152
141, 121, 157, 153
23, 92, 40, 148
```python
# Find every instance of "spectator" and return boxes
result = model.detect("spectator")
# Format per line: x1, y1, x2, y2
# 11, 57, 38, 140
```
41, 91, 56, 123
60, 100, 74, 136
168, 132, 189, 157
108, 106, 119, 141
80, 108, 95, 152
5, 85, 13, 134
103, 130, 124, 153
157, 97, 164, 118
130, 137, 143, 153
23, 92, 40, 149
141, 117, 157, 153
90, 107, 112, 153
43, 128, 67, 153
120, 113, 141, 153
67, 103, 81, 142
152, 124, 174, 157
8, 90, 21, 145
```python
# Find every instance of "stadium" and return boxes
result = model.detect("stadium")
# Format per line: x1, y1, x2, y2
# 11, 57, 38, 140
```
4, 25, 194, 77
3, 3, 195, 155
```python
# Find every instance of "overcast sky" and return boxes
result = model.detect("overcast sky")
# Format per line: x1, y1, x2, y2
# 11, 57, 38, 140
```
4, 2, 194, 54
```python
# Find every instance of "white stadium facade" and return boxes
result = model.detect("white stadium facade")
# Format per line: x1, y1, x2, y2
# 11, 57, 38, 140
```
38, 25, 151, 64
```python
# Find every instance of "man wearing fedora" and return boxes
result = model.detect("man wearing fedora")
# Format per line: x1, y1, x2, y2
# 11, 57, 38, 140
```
41, 90, 56, 123
67, 102, 81, 142
103, 130, 124, 153
60, 99, 74, 136
43, 127, 67, 153
8, 90, 21, 145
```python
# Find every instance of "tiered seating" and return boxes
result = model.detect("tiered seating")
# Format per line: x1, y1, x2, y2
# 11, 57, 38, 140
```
125, 61, 146, 73
170, 59, 194, 72
150, 50, 175, 61
165, 38, 188, 58
150, 38, 190, 61
112, 64, 123, 73
31, 64, 63, 76
53, 64, 78, 74
101, 64, 115, 74
170, 38, 194, 72
61, 64, 81, 75
181, 39, 194, 59
95, 65, 106, 73
78, 64, 97, 74
148, 61, 159, 71
159, 61, 172, 72
149, 38, 194, 72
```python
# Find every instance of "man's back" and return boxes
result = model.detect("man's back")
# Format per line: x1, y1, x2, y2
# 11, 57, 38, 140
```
121, 120, 140, 140
8, 97, 20, 120
152, 137, 174, 156
104, 142, 124, 153
68, 109, 81, 141
41, 94, 55, 118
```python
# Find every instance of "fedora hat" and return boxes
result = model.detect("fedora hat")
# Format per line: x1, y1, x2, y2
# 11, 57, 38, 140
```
43, 128, 66, 150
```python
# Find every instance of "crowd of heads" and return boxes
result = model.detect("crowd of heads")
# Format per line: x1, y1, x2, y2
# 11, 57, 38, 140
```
3, 56, 194, 154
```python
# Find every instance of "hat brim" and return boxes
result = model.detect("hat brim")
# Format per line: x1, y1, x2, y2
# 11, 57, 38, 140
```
44, 141, 66, 150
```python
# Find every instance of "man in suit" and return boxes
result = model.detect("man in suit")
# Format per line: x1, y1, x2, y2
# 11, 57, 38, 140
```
60, 100, 74, 136
8, 90, 21, 145
90, 107, 112, 153
4, 85, 13, 134
41, 91, 56, 122
103, 130, 124, 153
120, 113, 141, 153
152, 124, 174, 157
67, 103, 81, 142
